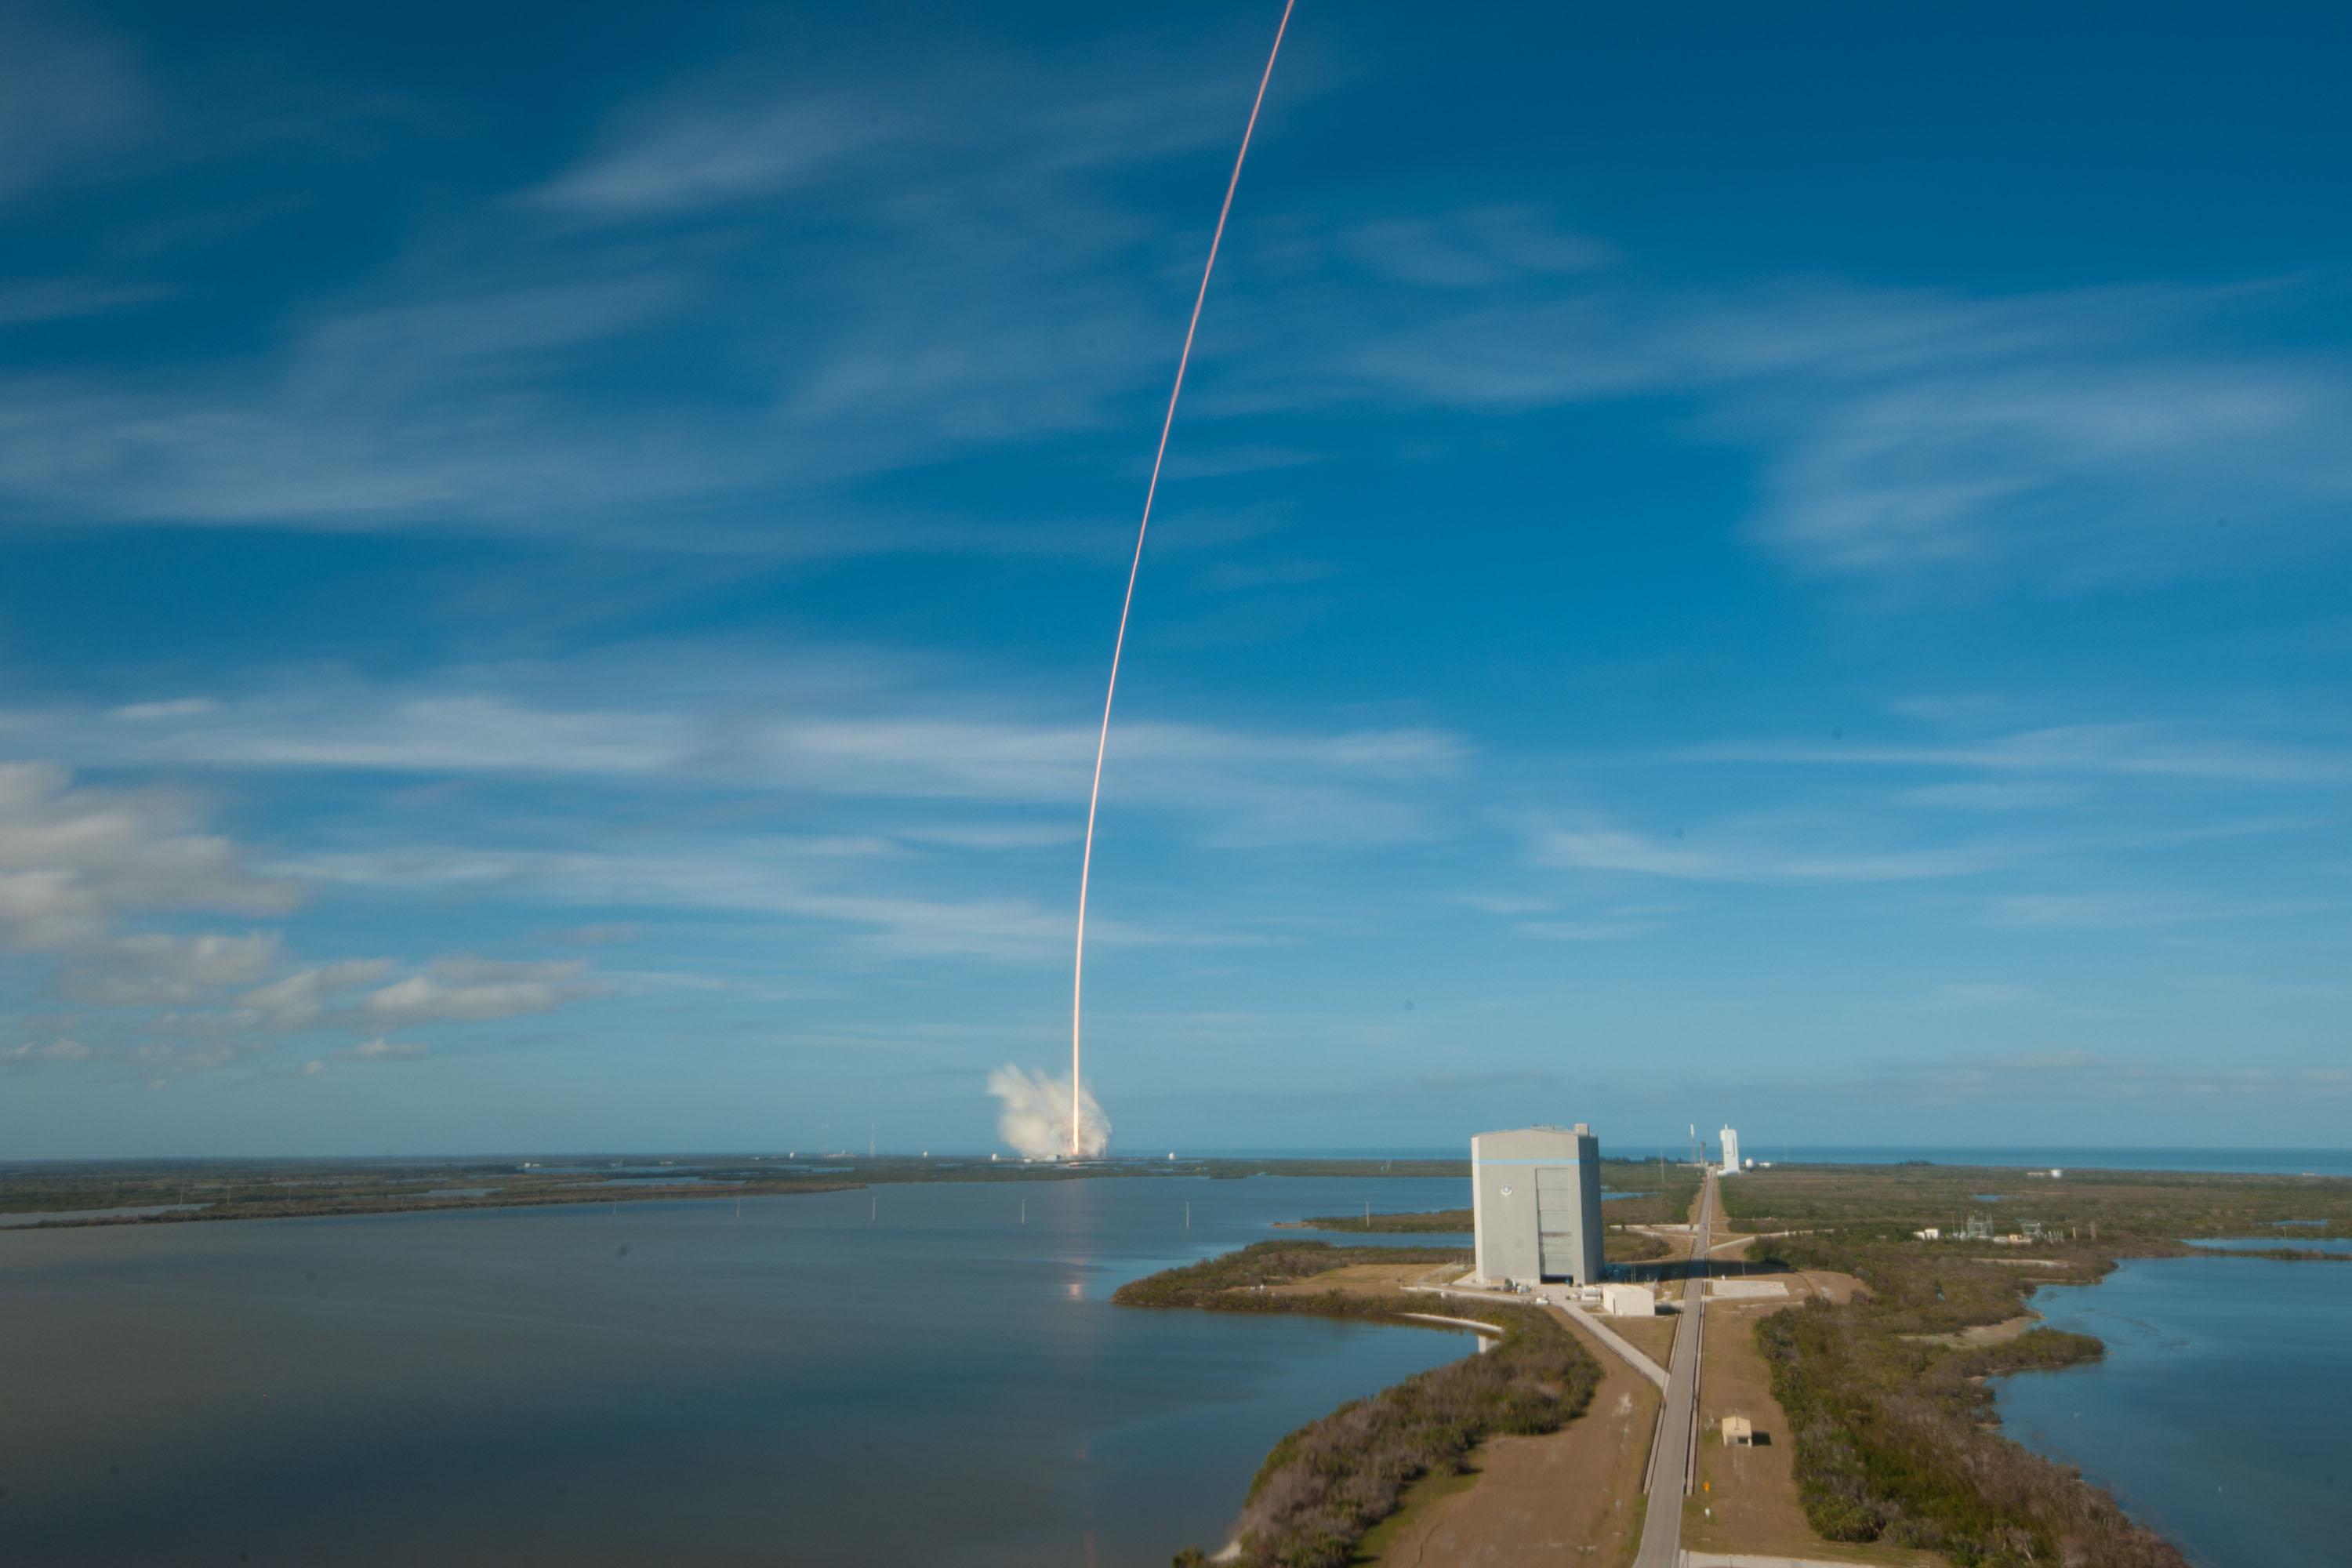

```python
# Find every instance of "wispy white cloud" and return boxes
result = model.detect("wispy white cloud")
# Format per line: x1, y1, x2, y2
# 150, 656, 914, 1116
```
1987, 892, 2325, 929
234, 960, 396, 1030
341, 1036, 426, 1062
424, 956, 590, 985
362, 972, 599, 1024
291, 1038, 428, 1080
1332, 205, 1616, 291
0, 759, 623, 1080
109, 696, 220, 721
1686, 724, 2352, 786
0, 20, 1341, 547
3, 0, 2345, 610
1897, 780, 2090, 811
1446, 891, 1554, 916
19, 676, 1462, 847
1314, 269, 2352, 584
0, 760, 297, 953
1531, 817, 2013, 885
276, 841, 1254, 964
0, 1036, 95, 1067
57, 930, 282, 1005
898, 822, 1078, 851
525, 91, 898, 220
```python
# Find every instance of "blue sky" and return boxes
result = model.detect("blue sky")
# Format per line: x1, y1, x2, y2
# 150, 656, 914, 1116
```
2, 0, 2347, 1157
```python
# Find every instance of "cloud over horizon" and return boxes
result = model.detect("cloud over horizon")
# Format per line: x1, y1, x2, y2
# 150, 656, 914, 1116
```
2, 0, 2347, 1152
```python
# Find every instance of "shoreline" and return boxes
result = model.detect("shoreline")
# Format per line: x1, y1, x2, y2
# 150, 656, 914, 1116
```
1986, 1248, 2352, 1566
1113, 1240, 1602, 1567
0, 1180, 866, 1230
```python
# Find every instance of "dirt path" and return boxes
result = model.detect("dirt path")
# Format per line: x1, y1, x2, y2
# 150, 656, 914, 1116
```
1366, 1307, 1658, 1567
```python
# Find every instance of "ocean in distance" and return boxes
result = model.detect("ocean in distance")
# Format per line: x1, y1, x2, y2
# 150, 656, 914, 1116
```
0, 1176, 1474, 1567
1200, 1145, 2352, 1177
1995, 1252, 2352, 1567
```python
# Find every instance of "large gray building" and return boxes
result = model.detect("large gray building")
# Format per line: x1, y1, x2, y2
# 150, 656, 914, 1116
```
1471, 1123, 1605, 1286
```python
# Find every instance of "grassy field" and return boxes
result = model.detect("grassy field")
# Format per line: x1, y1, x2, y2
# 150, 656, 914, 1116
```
1688, 1292, 1942, 1566
1361, 1305, 1658, 1568
1116, 1240, 1602, 1568
1717, 1160, 2352, 1249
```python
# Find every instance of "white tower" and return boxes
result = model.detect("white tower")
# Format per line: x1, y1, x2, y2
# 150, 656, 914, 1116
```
1719, 1125, 1741, 1177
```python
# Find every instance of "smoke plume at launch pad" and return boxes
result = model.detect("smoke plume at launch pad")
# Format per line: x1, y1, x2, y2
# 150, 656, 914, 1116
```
989, 1065, 1110, 1160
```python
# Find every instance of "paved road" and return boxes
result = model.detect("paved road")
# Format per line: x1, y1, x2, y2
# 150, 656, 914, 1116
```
1556, 1300, 1669, 1389
1632, 1170, 1714, 1568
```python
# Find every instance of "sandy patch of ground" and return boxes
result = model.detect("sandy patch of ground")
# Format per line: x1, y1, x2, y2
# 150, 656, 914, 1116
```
1774, 1269, 1867, 1305
1903, 1312, 2038, 1349
1364, 1308, 1657, 1567
1258, 1261, 1459, 1298
1682, 1301, 1937, 1566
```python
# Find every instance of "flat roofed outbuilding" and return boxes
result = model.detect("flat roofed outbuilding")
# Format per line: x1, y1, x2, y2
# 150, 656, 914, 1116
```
1599, 1282, 1655, 1316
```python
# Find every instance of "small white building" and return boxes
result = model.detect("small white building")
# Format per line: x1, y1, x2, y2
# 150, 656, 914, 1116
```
1599, 1283, 1657, 1316
1914, 1227, 1941, 1240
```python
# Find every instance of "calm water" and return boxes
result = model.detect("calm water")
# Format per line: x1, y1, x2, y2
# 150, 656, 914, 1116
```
1995, 1254, 2352, 1566
0, 1177, 1474, 1567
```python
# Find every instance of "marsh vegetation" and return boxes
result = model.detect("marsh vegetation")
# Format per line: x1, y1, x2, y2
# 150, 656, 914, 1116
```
1117, 1240, 1602, 1568
1714, 1161, 2352, 1567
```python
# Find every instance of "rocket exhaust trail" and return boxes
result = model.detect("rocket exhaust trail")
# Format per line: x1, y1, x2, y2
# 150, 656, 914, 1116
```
1069, 0, 1297, 1158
